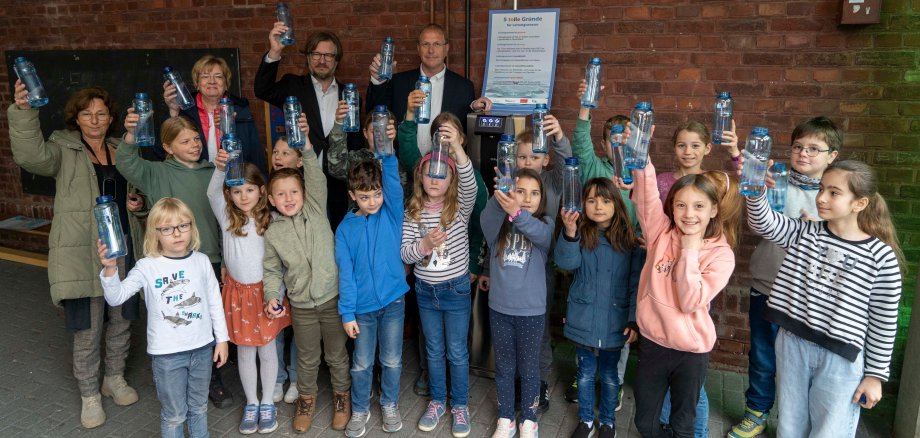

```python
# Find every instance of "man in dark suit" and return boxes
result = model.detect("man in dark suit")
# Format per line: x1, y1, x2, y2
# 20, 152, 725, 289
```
366, 23, 492, 155
254, 25, 361, 231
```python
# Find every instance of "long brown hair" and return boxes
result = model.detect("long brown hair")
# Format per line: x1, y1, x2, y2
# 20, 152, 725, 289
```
493, 169, 547, 263
580, 178, 639, 252
223, 163, 271, 237
663, 174, 724, 241
702, 171, 742, 249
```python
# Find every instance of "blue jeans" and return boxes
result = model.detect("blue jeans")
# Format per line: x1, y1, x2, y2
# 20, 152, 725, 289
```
151, 343, 213, 438
416, 275, 472, 407
745, 290, 779, 413
776, 329, 862, 438
659, 387, 709, 437
576, 346, 621, 426
351, 297, 406, 413
275, 328, 299, 384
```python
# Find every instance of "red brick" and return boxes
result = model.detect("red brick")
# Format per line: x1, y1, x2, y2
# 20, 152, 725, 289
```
813, 69, 841, 82
756, 35, 782, 48
701, 5, 727, 18
784, 68, 812, 82
785, 34, 812, 48
786, 2, 814, 16
758, 3, 785, 16
624, 6, 650, 19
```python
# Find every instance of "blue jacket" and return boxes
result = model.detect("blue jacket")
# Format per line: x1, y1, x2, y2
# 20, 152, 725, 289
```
554, 231, 644, 349
335, 154, 409, 322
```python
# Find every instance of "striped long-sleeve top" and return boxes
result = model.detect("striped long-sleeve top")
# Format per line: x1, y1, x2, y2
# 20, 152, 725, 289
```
400, 160, 477, 283
746, 194, 901, 381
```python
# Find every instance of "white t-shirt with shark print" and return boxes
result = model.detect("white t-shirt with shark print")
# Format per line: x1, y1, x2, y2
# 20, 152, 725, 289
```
101, 251, 229, 355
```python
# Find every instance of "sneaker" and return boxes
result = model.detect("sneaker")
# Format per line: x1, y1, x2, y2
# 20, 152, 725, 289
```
101, 375, 139, 406
283, 384, 299, 404
381, 403, 403, 432
272, 382, 284, 403
258, 404, 279, 434
727, 407, 768, 438
615, 387, 624, 412
332, 390, 352, 431
451, 405, 471, 438
538, 381, 550, 414
597, 424, 616, 438
570, 422, 595, 438
492, 418, 516, 438
209, 381, 234, 409
239, 404, 259, 435
520, 420, 539, 438
417, 400, 446, 432
564, 379, 578, 403
293, 394, 316, 432
414, 370, 430, 397
80, 394, 106, 429
346, 411, 371, 438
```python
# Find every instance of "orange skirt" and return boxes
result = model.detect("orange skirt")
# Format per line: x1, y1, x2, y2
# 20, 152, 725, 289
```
222, 275, 292, 346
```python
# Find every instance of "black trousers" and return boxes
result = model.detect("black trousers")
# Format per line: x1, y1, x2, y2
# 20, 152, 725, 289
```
633, 336, 708, 438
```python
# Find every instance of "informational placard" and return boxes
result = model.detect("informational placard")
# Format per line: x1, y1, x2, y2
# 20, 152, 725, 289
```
482, 9, 560, 114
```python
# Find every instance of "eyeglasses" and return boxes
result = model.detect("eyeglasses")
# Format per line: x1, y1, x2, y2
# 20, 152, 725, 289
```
78, 111, 111, 121
419, 42, 447, 49
791, 144, 830, 157
199, 74, 225, 82
156, 222, 192, 236
308, 52, 337, 62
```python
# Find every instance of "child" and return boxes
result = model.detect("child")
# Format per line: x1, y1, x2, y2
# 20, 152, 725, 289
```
335, 154, 410, 437
729, 116, 842, 438
97, 197, 229, 437
481, 169, 555, 438
262, 118, 352, 433
272, 136, 303, 171
555, 178, 644, 438
208, 157, 291, 434
745, 160, 902, 436
629, 158, 735, 438
400, 117, 477, 437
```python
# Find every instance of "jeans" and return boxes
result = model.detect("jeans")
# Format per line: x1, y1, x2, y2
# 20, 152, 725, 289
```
659, 387, 709, 438
775, 329, 862, 438
275, 327, 299, 385
576, 346, 621, 426
151, 343, 213, 438
491, 309, 544, 422
633, 337, 708, 438
617, 344, 629, 385
416, 275, 472, 407
746, 290, 779, 413
351, 298, 406, 413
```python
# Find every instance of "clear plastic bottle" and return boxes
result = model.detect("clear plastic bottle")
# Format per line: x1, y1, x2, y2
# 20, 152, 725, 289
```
767, 162, 788, 212
562, 157, 583, 213
624, 102, 654, 169
133, 93, 156, 148
343, 83, 360, 133
415, 75, 432, 124
739, 127, 773, 196
609, 125, 632, 184
713, 91, 733, 145
378, 37, 395, 81
283, 96, 306, 149
162, 66, 195, 111
276, 3, 295, 46
222, 133, 245, 186
373, 105, 393, 158
497, 134, 516, 192
532, 104, 549, 154
580, 58, 603, 108
94, 195, 127, 258
428, 131, 451, 179
218, 97, 235, 139
13, 57, 49, 108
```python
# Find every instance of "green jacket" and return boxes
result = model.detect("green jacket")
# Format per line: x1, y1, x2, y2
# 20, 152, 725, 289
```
115, 138, 221, 264
572, 116, 639, 226
263, 148, 338, 308
7, 104, 145, 306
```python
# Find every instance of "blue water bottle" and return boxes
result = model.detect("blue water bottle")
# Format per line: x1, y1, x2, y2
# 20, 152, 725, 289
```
94, 196, 127, 259
276, 3, 295, 46
581, 58, 603, 108
284, 96, 306, 149
218, 97, 235, 139
609, 125, 631, 184
343, 83, 360, 133
713, 91, 733, 145
739, 127, 773, 196
768, 162, 788, 212
416, 75, 432, 124
222, 133, 245, 186
562, 157, 583, 213
497, 134, 516, 192
373, 105, 393, 158
532, 104, 549, 154
428, 131, 451, 179
133, 93, 156, 147
378, 37, 395, 81
13, 57, 49, 108
162, 66, 195, 111
624, 102, 654, 169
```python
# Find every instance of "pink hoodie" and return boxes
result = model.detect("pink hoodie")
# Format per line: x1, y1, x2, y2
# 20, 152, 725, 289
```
632, 163, 735, 353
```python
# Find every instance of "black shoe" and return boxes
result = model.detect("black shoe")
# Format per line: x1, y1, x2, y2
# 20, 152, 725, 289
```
209, 382, 233, 408
564, 378, 578, 403
538, 380, 550, 414
570, 421, 595, 438
598, 424, 616, 438
413, 370, 430, 397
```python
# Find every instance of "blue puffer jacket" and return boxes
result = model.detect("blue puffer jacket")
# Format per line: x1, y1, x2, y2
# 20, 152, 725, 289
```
554, 232, 644, 350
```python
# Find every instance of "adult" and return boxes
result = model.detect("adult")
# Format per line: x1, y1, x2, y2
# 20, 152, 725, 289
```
366, 23, 492, 155
254, 26, 362, 230
163, 55, 268, 176
8, 83, 145, 429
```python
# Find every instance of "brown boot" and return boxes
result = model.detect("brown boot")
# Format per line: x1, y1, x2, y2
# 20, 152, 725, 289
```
331, 390, 351, 431
293, 394, 315, 433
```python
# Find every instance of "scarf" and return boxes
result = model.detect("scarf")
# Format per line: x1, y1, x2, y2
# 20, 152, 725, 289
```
424, 199, 444, 213
788, 169, 820, 191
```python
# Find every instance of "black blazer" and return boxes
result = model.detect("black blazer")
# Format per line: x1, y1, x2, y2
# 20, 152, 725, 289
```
366, 67, 475, 128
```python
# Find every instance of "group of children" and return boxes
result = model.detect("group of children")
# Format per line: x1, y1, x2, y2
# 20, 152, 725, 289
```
83, 69, 902, 438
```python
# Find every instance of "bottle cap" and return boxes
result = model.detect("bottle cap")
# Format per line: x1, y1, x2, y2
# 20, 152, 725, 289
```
135, 92, 148, 100
718, 91, 731, 99
772, 162, 787, 172
222, 132, 237, 140
565, 157, 579, 166
500, 133, 515, 142
345, 83, 356, 90
636, 101, 653, 111
610, 125, 624, 134
384, 36, 393, 43
277, 2, 288, 8
220, 97, 232, 104
752, 126, 769, 136
534, 103, 548, 111
96, 195, 114, 204
14, 57, 27, 64
419, 75, 429, 82
285, 96, 298, 103
375, 105, 387, 112
162, 66, 174, 74
590, 57, 602, 64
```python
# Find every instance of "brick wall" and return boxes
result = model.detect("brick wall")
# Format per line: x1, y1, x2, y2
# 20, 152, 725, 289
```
1, 0, 918, 412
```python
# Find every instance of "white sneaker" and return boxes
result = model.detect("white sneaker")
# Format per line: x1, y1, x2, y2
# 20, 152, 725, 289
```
520, 420, 538, 438
272, 382, 284, 403
283, 384, 299, 404
492, 418, 516, 438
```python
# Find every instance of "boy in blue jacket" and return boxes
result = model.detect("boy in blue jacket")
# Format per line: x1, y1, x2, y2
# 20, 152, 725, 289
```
335, 154, 410, 438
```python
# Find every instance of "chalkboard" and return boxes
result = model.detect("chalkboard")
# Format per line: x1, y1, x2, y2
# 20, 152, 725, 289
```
6, 48, 241, 196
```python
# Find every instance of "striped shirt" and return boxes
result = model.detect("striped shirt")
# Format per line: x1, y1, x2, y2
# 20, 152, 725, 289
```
401, 161, 477, 283
747, 194, 901, 381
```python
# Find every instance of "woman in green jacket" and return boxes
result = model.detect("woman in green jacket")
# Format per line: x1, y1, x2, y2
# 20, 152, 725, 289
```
8, 83, 145, 429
